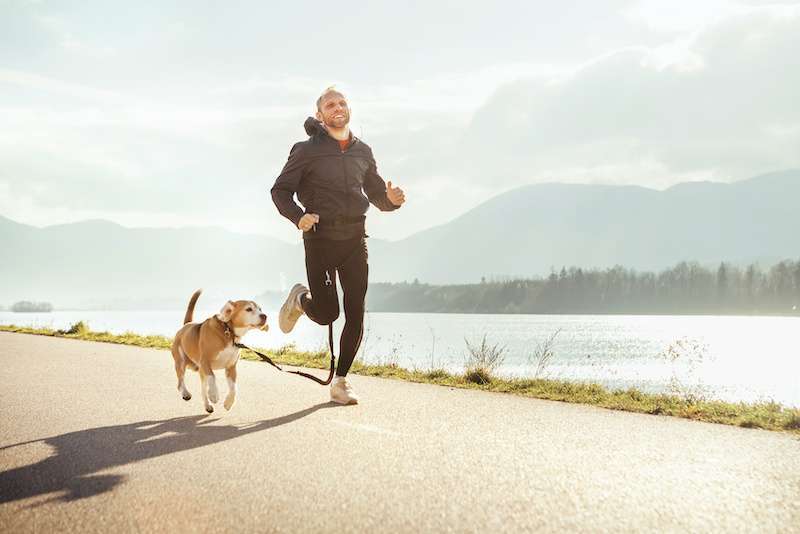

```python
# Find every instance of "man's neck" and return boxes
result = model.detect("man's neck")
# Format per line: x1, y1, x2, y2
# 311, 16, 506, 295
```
324, 124, 350, 141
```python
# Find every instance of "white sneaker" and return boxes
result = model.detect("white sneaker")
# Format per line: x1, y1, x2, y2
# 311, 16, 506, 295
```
330, 377, 359, 405
279, 283, 308, 333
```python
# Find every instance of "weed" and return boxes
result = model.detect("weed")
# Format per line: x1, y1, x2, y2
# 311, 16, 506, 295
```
428, 325, 438, 369
58, 321, 90, 336
464, 367, 492, 385
464, 333, 506, 384
527, 328, 562, 378
660, 337, 712, 402
423, 368, 450, 380
783, 412, 800, 430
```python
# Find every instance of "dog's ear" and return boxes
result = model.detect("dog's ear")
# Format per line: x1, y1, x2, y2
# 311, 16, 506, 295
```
216, 301, 235, 322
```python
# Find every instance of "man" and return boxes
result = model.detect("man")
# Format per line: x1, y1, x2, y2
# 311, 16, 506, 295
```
271, 87, 405, 405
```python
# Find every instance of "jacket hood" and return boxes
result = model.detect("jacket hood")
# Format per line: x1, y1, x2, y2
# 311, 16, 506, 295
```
304, 116, 325, 137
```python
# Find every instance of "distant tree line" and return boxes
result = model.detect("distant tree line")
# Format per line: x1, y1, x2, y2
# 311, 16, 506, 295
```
10, 301, 53, 313
366, 259, 800, 315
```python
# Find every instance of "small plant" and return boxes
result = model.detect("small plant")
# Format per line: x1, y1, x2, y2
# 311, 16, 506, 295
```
463, 333, 506, 385
423, 368, 450, 380
465, 367, 493, 385
358, 312, 372, 361
784, 412, 800, 430
428, 326, 437, 369
377, 333, 403, 369
58, 320, 90, 335
275, 342, 298, 357
527, 328, 562, 378
660, 337, 711, 403
380, 350, 400, 369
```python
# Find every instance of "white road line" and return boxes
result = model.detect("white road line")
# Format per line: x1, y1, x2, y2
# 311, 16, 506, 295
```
327, 419, 402, 437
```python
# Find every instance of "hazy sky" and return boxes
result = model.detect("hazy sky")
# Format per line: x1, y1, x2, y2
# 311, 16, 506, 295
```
1, 0, 798, 242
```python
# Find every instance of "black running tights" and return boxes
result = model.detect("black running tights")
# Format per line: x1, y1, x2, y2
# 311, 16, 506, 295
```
300, 237, 368, 377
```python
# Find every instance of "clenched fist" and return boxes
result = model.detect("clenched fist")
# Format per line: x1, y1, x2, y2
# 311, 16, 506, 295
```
298, 213, 319, 232
387, 181, 405, 207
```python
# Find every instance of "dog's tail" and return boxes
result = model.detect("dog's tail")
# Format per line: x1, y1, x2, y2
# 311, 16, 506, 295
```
184, 289, 202, 325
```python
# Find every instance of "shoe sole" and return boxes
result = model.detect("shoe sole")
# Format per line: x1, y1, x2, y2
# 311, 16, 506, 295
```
330, 396, 359, 405
279, 284, 306, 333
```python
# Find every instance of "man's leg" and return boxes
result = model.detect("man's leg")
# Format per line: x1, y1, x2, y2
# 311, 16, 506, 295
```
335, 237, 368, 377
301, 238, 340, 326
328, 238, 368, 405
278, 239, 340, 333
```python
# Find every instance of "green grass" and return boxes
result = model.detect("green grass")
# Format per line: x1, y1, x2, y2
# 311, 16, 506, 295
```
2, 322, 799, 435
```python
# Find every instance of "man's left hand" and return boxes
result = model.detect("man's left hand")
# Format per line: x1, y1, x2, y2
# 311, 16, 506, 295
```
387, 181, 405, 207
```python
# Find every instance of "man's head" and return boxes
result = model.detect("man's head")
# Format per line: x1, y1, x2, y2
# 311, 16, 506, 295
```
315, 86, 350, 129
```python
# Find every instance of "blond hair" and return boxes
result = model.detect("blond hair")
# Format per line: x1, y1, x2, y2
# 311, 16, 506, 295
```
316, 86, 345, 111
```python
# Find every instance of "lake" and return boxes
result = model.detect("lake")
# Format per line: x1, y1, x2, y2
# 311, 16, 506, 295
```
2, 310, 798, 407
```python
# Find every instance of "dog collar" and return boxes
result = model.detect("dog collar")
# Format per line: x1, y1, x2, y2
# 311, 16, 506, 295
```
221, 320, 239, 342
214, 316, 236, 343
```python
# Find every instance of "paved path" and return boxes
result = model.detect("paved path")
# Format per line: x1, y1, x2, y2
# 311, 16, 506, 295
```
1, 331, 798, 533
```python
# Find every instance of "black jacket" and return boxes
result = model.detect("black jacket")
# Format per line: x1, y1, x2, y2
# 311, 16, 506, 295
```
271, 117, 399, 240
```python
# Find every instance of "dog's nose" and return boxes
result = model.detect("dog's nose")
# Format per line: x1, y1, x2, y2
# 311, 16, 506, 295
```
259, 314, 267, 322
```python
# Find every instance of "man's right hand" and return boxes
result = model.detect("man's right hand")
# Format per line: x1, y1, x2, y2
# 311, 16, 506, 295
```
298, 213, 320, 232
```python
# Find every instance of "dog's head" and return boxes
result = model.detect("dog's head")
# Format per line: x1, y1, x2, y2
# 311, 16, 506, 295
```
216, 300, 268, 332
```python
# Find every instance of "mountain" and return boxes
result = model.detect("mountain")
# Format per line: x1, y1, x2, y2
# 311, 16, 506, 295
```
0, 217, 304, 309
368, 170, 800, 283
1, 170, 798, 308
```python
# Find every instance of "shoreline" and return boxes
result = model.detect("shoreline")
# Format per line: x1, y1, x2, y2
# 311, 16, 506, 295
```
1, 322, 798, 435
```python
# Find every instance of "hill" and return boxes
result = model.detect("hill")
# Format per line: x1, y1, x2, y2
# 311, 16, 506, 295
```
1, 170, 798, 308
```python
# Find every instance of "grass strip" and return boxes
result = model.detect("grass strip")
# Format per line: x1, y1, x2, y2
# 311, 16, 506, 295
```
2, 322, 798, 435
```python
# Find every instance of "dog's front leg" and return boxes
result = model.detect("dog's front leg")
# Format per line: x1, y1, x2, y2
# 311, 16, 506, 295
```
224, 365, 237, 411
200, 362, 219, 412
199, 372, 213, 413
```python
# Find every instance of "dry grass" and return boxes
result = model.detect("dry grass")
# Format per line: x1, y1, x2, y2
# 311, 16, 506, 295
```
463, 333, 506, 384
2, 322, 799, 435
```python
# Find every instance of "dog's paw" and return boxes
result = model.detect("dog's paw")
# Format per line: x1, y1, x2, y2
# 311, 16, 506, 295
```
207, 386, 219, 404
224, 394, 236, 411
205, 405, 214, 414
182, 392, 192, 401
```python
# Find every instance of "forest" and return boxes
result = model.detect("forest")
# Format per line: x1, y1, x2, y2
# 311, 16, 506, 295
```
366, 259, 800, 315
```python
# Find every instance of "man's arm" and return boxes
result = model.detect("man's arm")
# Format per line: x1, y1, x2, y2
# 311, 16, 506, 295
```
271, 142, 307, 227
363, 148, 401, 211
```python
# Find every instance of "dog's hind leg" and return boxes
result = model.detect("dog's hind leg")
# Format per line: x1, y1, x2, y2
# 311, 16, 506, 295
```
172, 346, 192, 401
223, 365, 237, 411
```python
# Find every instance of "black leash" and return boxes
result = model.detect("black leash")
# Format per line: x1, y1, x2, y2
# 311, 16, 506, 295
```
234, 323, 335, 386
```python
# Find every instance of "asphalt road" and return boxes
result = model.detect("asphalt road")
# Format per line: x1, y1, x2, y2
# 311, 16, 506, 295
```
1, 331, 798, 533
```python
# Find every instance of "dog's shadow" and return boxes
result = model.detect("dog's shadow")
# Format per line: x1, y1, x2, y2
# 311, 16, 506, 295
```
0, 402, 333, 505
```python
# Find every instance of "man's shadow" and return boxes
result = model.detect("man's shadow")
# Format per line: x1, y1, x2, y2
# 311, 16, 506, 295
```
0, 402, 333, 505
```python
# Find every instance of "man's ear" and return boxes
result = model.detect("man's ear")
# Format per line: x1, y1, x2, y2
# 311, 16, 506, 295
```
315, 110, 323, 121
216, 301, 235, 322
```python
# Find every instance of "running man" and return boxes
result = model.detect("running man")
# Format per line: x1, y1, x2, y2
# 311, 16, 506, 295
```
271, 86, 405, 404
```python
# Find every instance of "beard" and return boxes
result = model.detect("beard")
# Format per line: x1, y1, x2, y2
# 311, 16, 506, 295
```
323, 111, 350, 129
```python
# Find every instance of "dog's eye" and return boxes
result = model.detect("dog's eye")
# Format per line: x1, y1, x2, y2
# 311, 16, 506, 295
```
246, 307, 253, 312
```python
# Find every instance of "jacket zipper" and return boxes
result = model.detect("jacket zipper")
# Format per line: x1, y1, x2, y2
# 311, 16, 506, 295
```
341, 137, 357, 220
341, 150, 349, 218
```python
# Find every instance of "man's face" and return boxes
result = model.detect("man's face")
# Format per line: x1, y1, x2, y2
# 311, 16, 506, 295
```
316, 92, 350, 129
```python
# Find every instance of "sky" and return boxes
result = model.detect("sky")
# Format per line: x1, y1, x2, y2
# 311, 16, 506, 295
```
1, 0, 798, 242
